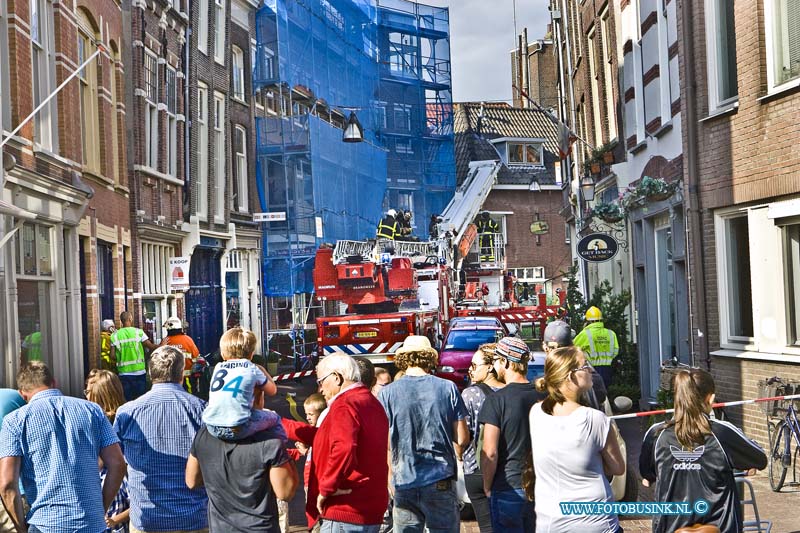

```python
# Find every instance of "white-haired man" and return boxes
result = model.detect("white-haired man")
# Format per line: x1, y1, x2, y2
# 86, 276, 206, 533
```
295, 354, 390, 532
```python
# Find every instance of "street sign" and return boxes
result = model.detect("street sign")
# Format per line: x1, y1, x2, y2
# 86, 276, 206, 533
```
254, 212, 286, 222
577, 233, 619, 263
169, 257, 191, 291
529, 221, 550, 235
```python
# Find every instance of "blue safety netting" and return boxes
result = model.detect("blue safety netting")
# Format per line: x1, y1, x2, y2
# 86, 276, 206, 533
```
254, 0, 454, 296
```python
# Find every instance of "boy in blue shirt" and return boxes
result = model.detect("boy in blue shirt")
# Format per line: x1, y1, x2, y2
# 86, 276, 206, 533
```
203, 327, 282, 440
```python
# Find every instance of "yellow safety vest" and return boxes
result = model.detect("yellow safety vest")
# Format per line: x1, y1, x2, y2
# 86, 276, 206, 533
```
574, 322, 619, 367
377, 217, 398, 240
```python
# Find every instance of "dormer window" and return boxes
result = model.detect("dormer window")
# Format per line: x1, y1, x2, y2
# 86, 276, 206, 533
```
507, 142, 543, 166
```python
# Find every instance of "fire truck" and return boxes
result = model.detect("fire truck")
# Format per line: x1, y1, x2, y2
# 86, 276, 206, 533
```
313, 160, 564, 363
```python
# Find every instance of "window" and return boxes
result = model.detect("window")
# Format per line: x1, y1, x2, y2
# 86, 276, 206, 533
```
198, 0, 208, 54
165, 67, 178, 176
141, 242, 175, 343
395, 139, 413, 154
15, 223, 55, 365
587, 26, 603, 147
397, 191, 414, 216
197, 83, 209, 218
214, 0, 226, 64
233, 126, 248, 213
393, 104, 411, 131
507, 142, 543, 166
77, 14, 100, 172
30, 0, 58, 151
765, 0, 800, 90
1, 0, 11, 131
388, 32, 418, 77
144, 50, 159, 169
374, 102, 387, 130
599, 8, 617, 140
720, 215, 754, 340
232, 46, 245, 101
213, 92, 226, 222
705, 0, 739, 109
786, 224, 800, 344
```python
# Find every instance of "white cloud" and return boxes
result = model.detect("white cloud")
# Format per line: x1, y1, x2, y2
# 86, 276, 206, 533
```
419, 0, 552, 103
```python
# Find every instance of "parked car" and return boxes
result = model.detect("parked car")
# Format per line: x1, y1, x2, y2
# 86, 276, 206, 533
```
436, 317, 506, 388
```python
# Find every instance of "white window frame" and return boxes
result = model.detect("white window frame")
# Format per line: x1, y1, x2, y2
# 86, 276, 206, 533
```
505, 141, 544, 167
165, 67, 178, 177
599, 7, 617, 141
234, 125, 249, 213
232, 46, 245, 101
214, 0, 226, 65
140, 242, 175, 296
213, 91, 226, 223
198, 0, 209, 55
704, 0, 739, 111
196, 83, 209, 220
144, 50, 159, 169
30, 0, 58, 152
715, 209, 755, 346
784, 222, 800, 346
393, 103, 411, 131
764, 0, 800, 93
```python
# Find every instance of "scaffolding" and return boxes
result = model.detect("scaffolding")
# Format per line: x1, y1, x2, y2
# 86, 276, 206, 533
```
253, 0, 454, 346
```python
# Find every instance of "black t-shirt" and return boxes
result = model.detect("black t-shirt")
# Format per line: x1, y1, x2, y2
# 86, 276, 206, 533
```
190, 426, 290, 532
477, 381, 544, 491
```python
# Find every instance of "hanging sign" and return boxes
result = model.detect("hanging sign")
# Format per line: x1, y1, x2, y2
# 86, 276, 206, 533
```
170, 257, 191, 291
529, 221, 550, 235
577, 233, 619, 263
254, 212, 287, 222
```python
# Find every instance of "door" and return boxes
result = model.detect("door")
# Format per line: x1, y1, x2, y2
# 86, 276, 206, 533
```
186, 247, 224, 356
654, 224, 676, 363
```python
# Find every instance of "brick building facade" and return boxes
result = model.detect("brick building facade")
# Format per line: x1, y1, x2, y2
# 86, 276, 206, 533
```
680, 0, 800, 445
122, 0, 188, 347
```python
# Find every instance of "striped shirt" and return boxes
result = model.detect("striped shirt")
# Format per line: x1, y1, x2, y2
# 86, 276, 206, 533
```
0, 389, 119, 533
114, 383, 208, 532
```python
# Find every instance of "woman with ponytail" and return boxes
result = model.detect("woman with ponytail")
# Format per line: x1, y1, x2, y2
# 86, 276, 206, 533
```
639, 369, 767, 533
529, 346, 624, 532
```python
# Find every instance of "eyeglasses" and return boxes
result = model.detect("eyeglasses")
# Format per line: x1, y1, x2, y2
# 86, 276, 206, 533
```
316, 372, 336, 387
83, 389, 90, 398
572, 364, 593, 374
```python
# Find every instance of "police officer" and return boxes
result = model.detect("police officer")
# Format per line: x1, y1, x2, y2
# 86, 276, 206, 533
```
475, 211, 499, 262
376, 209, 399, 240
573, 306, 619, 388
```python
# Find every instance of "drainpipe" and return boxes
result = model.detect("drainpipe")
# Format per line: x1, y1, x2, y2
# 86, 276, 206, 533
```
183, 7, 191, 213
681, 0, 709, 368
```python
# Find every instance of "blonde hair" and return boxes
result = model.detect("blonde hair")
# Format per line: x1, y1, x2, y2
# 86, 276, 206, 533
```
86, 369, 126, 422
475, 343, 497, 366
394, 349, 438, 373
304, 393, 327, 415
669, 369, 715, 447
220, 327, 257, 360
535, 346, 583, 414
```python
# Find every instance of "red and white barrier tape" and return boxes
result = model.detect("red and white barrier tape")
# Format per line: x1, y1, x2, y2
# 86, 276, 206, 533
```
273, 370, 316, 382
609, 393, 800, 420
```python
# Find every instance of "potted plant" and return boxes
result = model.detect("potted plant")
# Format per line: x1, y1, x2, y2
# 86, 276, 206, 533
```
638, 176, 678, 202
593, 141, 617, 165
591, 202, 625, 223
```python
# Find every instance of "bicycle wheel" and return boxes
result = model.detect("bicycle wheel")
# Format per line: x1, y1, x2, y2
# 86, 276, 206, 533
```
769, 421, 790, 491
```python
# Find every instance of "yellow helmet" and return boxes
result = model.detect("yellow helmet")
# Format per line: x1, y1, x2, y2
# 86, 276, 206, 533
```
585, 306, 603, 321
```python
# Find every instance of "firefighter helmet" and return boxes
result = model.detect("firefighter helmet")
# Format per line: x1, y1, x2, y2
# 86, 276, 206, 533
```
387, 209, 397, 218
585, 306, 603, 321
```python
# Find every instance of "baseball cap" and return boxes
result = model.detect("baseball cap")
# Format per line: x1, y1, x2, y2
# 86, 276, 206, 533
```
543, 320, 573, 348
495, 336, 530, 363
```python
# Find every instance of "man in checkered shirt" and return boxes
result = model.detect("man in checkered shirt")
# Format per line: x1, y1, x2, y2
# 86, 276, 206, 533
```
0, 362, 127, 533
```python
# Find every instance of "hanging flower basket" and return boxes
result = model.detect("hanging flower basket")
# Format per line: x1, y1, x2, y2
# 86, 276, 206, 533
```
591, 202, 625, 223
602, 151, 615, 164
590, 162, 602, 175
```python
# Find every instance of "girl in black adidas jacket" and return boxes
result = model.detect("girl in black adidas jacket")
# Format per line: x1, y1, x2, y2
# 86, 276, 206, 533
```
639, 369, 767, 533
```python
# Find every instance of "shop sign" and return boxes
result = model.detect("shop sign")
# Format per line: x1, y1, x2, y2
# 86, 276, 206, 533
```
577, 233, 619, 263
170, 257, 191, 291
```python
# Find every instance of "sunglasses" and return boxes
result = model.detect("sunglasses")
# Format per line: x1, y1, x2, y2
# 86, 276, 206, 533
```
469, 362, 488, 370
572, 364, 593, 374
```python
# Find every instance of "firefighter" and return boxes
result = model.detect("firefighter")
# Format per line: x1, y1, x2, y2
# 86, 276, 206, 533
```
376, 209, 399, 240
100, 319, 117, 372
429, 214, 442, 240
160, 316, 201, 394
399, 210, 413, 240
573, 306, 619, 388
475, 211, 499, 262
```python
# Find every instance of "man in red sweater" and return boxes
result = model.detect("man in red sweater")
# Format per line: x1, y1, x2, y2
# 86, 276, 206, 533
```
283, 354, 389, 532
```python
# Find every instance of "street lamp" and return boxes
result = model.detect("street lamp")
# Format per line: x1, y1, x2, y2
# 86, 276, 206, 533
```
342, 111, 364, 143
580, 174, 596, 202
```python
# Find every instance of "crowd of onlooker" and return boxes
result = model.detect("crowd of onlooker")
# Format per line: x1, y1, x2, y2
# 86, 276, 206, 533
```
0, 316, 770, 533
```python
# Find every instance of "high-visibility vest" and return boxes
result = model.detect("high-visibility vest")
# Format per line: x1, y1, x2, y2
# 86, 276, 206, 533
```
574, 322, 619, 367
111, 327, 148, 375
477, 218, 499, 260
376, 216, 398, 240
22, 332, 42, 361
100, 332, 115, 372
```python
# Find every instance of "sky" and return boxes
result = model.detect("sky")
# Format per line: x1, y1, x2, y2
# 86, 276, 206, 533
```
420, 0, 552, 103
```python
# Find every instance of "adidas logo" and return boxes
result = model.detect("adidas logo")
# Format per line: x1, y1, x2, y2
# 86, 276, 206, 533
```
670, 445, 704, 471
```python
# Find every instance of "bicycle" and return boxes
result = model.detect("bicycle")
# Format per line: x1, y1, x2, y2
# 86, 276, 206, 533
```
658, 357, 729, 422
760, 376, 800, 491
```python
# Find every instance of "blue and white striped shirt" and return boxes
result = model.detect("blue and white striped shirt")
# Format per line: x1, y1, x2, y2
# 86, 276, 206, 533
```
0, 388, 119, 533
114, 383, 208, 532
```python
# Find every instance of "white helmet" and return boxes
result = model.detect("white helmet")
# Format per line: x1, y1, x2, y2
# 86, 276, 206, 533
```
387, 209, 397, 217
164, 316, 184, 330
